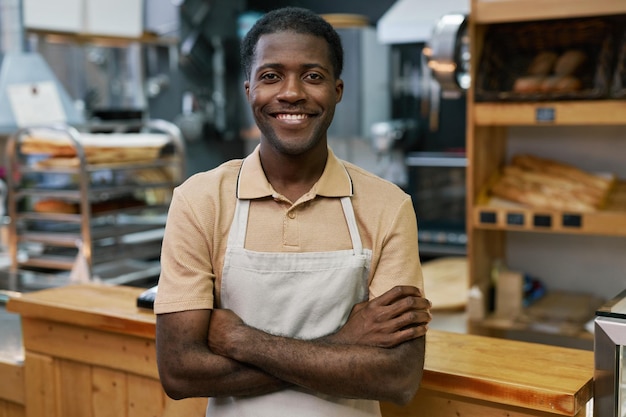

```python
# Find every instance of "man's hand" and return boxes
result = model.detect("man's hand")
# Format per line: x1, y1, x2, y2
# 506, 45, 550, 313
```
330, 285, 431, 348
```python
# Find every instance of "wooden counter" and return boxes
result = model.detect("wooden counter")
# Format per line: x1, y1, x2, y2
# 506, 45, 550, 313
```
2, 284, 594, 417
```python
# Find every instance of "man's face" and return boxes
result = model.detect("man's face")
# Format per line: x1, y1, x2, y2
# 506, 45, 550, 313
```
245, 31, 343, 156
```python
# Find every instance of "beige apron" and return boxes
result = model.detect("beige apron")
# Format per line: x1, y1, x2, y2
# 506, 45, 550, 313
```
207, 195, 379, 417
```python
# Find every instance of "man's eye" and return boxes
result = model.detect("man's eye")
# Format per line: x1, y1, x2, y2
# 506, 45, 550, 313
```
306, 73, 323, 80
261, 73, 279, 81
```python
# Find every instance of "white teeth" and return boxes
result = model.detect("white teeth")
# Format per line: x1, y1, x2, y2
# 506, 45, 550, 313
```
277, 114, 307, 120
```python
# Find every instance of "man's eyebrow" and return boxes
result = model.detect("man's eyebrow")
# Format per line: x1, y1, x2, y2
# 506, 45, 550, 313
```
255, 62, 330, 72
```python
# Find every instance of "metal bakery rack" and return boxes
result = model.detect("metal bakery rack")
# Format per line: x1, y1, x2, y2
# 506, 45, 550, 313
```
4, 119, 185, 290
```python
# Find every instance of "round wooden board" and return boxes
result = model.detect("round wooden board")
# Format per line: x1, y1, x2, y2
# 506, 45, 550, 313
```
422, 256, 469, 311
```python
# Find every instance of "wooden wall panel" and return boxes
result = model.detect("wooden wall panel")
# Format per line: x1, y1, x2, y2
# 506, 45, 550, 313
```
126, 374, 166, 417
24, 353, 57, 417
21, 318, 158, 379
57, 359, 92, 417
92, 367, 127, 417
0, 361, 24, 405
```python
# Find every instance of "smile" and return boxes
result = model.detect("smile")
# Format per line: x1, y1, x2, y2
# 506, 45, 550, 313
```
275, 113, 308, 120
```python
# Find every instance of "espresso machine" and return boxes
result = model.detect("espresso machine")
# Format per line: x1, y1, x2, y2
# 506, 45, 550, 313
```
376, 0, 469, 256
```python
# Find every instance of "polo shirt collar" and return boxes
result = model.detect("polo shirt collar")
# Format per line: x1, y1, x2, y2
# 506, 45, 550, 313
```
237, 145, 353, 199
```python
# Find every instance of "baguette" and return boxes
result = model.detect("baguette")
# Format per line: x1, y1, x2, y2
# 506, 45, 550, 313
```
489, 154, 614, 212
491, 174, 599, 212
511, 154, 612, 191
502, 165, 604, 206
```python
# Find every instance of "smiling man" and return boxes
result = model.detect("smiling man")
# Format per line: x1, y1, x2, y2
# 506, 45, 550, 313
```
154, 7, 431, 417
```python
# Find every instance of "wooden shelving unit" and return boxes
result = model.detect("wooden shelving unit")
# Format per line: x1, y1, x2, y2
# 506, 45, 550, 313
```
466, 0, 626, 345
473, 0, 626, 24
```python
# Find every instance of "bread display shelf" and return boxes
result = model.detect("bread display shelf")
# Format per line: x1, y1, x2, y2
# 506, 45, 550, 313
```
15, 182, 175, 199
473, 0, 626, 24
475, 16, 617, 102
473, 180, 626, 235
15, 157, 176, 174
5, 120, 185, 287
474, 100, 626, 125
19, 223, 165, 247
17, 205, 169, 223
20, 233, 162, 270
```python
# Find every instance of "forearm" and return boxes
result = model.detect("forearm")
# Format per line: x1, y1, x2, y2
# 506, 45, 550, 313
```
223, 324, 425, 405
156, 311, 291, 400
160, 344, 291, 399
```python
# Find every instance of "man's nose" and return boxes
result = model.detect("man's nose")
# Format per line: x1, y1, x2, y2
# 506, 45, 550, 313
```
277, 76, 305, 101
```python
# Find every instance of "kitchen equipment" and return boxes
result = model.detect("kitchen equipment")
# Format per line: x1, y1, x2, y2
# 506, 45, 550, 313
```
4, 119, 185, 290
371, 119, 418, 187
376, 3, 470, 257
327, 26, 390, 142
405, 151, 467, 256
174, 91, 205, 142
424, 13, 470, 97
0, 0, 83, 134
594, 289, 626, 417
381, 41, 467, 257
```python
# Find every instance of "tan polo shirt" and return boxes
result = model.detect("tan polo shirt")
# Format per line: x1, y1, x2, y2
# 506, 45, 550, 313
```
154, 146, 423, 314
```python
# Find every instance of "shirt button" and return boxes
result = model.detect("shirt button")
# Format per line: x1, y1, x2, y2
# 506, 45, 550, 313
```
288, 211, 296, 219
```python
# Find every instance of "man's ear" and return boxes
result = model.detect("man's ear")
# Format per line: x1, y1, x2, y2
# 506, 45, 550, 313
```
244, 80, 251, 100
335, 78, 344, 103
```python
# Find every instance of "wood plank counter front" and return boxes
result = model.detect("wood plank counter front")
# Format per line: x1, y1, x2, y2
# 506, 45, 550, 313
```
4, 284, 594, 417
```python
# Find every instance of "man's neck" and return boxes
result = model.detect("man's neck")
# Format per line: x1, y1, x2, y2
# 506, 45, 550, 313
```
259, 146, 328, 203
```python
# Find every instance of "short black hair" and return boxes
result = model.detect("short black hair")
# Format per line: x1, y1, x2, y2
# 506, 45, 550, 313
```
240, 7, 344, 80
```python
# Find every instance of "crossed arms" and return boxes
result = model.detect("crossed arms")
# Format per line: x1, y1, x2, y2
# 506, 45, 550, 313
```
155, 285, 431, 406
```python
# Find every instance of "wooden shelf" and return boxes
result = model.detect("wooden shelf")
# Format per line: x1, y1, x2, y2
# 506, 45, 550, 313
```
473, 101, 626, 126
471, 205, 626, 236
471, 173, 626, 236
27, 29, 178, 48
472, 0, 626, 24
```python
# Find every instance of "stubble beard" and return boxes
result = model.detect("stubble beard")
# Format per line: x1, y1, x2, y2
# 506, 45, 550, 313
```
259, 117, 331, 157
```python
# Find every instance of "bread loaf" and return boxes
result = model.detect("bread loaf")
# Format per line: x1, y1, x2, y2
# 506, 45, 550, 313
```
540, 75, 582, 93
554, 50, 586, 76
33, 199, 78, 214
512, 49, 586, 95
489, 154, 614, 212
513, 76, 545, 93
527, 51, 558, 76
33, 197, 145, 214
511, 154, 612, 191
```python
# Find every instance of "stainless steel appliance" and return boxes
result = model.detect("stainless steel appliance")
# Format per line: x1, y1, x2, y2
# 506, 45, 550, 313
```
378, 39, 467, 257
328, 26, 390, 141
594, 289, 626, 417
376, 3, 470, 257
0, 0, 83, 135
